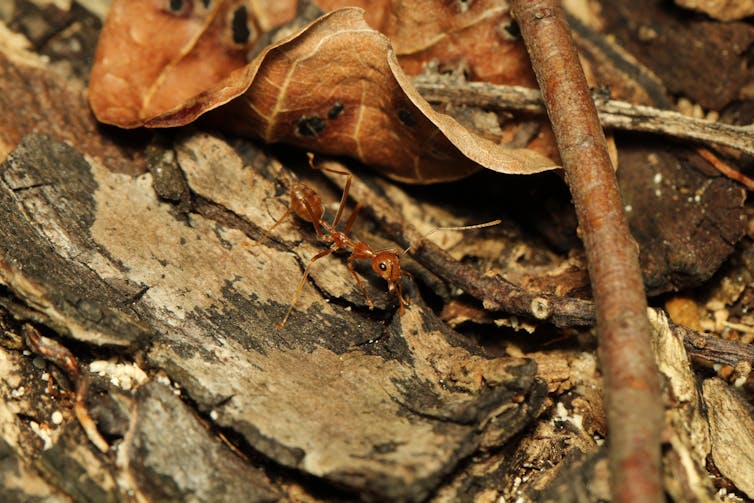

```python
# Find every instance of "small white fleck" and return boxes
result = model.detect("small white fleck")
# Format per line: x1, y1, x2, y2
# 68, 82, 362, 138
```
156, 374, 171, 387
655, 189, 662, 197
210, 410, 219, 421
653, 173, 662, 184
694, 194, 701, 203
29, 421, 53, 450
90, 360, 147, 390
345, 306, 351, 311
41, 372, 49, 382
51, 411, 63, 425
11, 386, 25, 398
624, 204, 632, 213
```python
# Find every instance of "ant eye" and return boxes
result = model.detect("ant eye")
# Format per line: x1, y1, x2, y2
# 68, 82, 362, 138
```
379, 263, 387, 271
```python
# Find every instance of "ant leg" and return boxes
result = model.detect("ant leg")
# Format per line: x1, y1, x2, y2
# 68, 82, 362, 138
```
276, 248, 334, 329
346, 255, 375, 310
252, 208, 292, 248
306, 153, 352, 228
342, 203, 362, 234
331, 170, 351, 228
389, 271, 412, 316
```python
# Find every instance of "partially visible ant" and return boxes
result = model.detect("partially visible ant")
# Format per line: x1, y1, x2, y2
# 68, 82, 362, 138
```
257, 154, 412, 329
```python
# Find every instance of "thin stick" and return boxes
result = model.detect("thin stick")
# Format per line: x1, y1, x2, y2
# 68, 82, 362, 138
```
697, 147, 754, 191
413, 78, 754, 157
510, 2, 663, 501
23, 324, 110, 453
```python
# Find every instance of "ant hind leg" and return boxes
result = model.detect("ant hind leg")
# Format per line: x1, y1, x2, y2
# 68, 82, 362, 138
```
252, 208, 292, 248
306, 153, 353, 228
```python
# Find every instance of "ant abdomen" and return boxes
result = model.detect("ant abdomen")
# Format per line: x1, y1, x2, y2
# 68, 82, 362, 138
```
290, 183, 324, 223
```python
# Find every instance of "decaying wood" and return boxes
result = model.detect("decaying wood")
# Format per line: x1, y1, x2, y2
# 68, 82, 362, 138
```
702, 378, 754, 499
0, 132, 546, 501
602, 0, 754, 111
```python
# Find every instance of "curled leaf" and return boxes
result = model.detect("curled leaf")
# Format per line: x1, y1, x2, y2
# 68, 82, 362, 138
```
316, 0, 537, 85
89, 0, 267, 127
90, 5, 556, 182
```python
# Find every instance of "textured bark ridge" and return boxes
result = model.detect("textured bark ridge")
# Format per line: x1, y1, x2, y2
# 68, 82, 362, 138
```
0, 133, 545, 501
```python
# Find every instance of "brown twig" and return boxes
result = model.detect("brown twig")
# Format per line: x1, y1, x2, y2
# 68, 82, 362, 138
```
697, 147, 754, 191
413, 78, 754, 157
23, 324, 109, 453
509, 2, 663, 501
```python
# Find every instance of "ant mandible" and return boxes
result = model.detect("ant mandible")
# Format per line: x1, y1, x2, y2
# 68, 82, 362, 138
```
258, 154, 412, 329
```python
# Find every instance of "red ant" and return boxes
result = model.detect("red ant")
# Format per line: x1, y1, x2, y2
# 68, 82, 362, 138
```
258, 155, 412, 329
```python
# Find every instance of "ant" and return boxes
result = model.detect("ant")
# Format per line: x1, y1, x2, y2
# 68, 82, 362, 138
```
257, 154, 412, 329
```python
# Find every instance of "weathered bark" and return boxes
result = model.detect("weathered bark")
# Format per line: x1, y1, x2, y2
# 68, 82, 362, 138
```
0, 129, 547, 501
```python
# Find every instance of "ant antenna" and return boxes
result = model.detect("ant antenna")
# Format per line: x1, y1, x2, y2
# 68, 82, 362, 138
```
400, 219, 502, 255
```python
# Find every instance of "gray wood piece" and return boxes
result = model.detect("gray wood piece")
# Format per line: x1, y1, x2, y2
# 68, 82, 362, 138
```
0, 133, 545, 501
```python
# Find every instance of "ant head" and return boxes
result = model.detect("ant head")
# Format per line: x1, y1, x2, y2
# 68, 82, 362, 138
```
371, 251, 401, 283
372, 251, 411, 315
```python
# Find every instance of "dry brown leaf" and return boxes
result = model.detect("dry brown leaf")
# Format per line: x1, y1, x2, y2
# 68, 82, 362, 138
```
89, 0, 260, 127
89, 5, 556, 183
316, 0, 537, 85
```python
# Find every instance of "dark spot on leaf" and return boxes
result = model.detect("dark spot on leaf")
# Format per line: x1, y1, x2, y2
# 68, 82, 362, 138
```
328, 102, 344, 119
201, 0, 211, 7
169, 0, 185, 12
397, 109, 416, 127
231, 6, 251, 45
295, 116, 326, 137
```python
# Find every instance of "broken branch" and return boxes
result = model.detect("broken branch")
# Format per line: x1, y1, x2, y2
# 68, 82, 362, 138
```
509, 1, 663, 501
413, 79, 754, 157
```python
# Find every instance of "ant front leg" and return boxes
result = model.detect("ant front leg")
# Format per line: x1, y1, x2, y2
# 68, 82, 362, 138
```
346, 254, 375, 310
